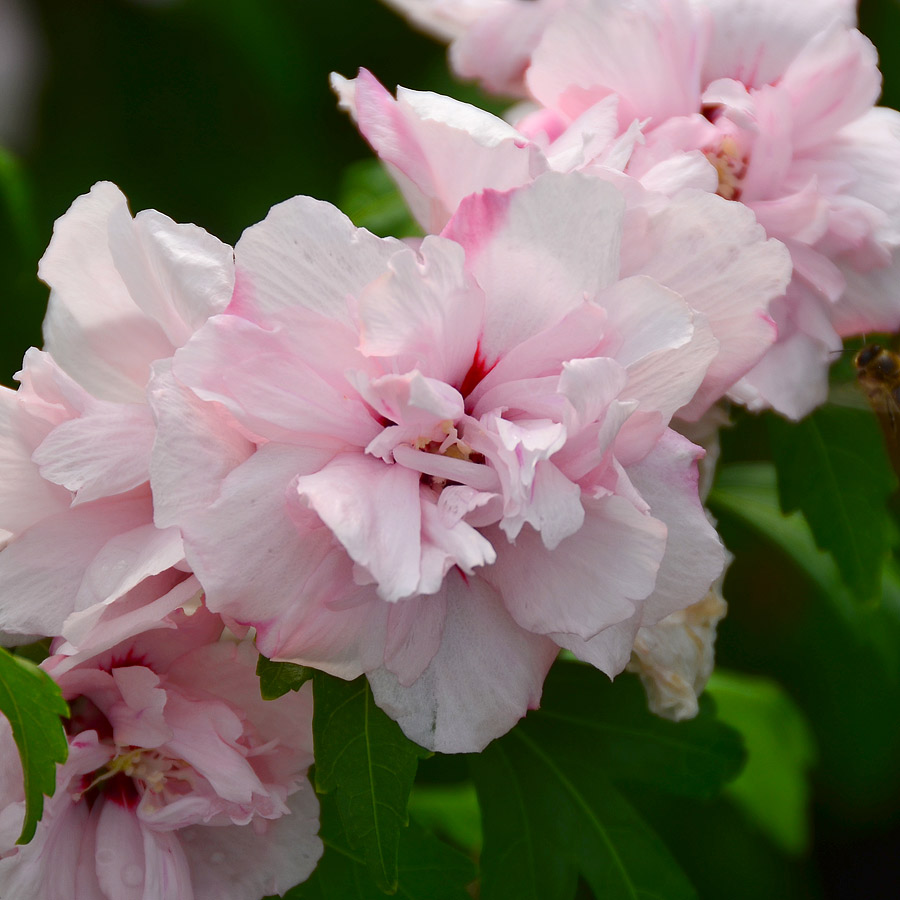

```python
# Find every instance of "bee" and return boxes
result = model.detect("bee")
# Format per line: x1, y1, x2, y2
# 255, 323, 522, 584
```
855, 343, 900, 472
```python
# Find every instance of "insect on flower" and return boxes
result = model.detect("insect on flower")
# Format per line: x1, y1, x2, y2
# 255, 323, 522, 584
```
855, 342, 900, 474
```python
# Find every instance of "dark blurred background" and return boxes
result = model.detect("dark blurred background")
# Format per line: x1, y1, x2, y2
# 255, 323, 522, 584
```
1, 1, 899, 897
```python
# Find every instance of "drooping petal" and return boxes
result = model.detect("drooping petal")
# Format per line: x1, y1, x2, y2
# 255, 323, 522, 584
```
484, 493, 667, 639
368, 571, 558, 752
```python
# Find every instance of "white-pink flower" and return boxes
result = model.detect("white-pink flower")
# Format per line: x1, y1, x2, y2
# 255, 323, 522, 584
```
0, 607, 321, 900
0, 182, 233, 643
149, 173, 742, 751
375, 0, 900, 418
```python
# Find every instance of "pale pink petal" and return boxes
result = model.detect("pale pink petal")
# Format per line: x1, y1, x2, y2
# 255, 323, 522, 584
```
452, 0, 564, 96
109, 665, 173, 748
626, 430, 725, 623
0, 488, 156, 636
334, 70, 544, 233
108, 204, 234, 348
695, 0, 857, 88
0, 385, 70, 534
74, 522, 185, 612
171, 312, 378, 448
780, 25, 880, 152
444, 172, 625, 364
182, 789, 322, 900
553, 615, 642, 678
621, 190, 790, 415
484, 494, 667, 639
54, 575, 202, 675
231, 193, 404, 327
527, 0, 704, 126
383, 589, 449, 687
38, 183, 177, 402
368, 571, 558, 752
95, 801, 192, 900
148, 362, 255, 531
177, 443, 339, 628
357, 235, 483, 385
295, 453, 424, 602
32, 399, 156, 504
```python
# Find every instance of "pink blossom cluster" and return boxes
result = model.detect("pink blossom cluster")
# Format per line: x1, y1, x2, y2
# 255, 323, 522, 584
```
0, 0, 895, 894
377, 0, 900, 418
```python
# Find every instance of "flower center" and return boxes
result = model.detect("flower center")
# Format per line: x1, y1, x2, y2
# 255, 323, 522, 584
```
412, 421, 485, 490
704, 136, 748, 201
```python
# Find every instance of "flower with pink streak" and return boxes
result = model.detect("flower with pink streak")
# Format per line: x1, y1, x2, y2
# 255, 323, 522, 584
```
0, 607, 321, 900
333, 68, 791, 421
0, 182, 234, 644
373, 0, 900, 418
149, 172, 737, 752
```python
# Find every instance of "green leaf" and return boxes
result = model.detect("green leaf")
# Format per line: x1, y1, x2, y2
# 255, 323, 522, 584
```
527, 661, 745, 798
706, 670, 816, 855
0, 647, 69, 844
471, 721, 698, 900
312, 672, 430, 893
710, 462, 900, 676
408, 782, 482, 852
768, 405, 897, 601
256, 654, 313, 700
282, 791, 476, 900
338, 159, 422, 238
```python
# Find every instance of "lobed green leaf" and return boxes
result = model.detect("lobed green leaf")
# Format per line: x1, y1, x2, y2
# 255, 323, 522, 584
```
526, 661, 746, 798
0, 647, 69, 844
768, 406, 896, 602
312, 672, 430, 893
471, 720, 698, 900
256, 654, 314, 700
282, 791, 475, 900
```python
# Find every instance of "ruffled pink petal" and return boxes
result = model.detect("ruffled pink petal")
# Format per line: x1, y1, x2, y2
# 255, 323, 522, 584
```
39, 183, 181, 402
32, 399, 156, 504
357, 235, 484, 385
527, 0, 705, 126
444, 172, 625, 365
95, 801, 192, 900
553, 615, 643, 678
621, 190, 790, 416
368, 571, 558, 752
0, 385, 70, 534
626, 430, 725, 623
295, 453, 424, 602
0, 488, 158, 637
780, 24, 880, 153
107, 204, 234, 349
695, 0, 856, 88
334, 70, 544, 233
484, 493, 667, 639
181, 789, 322, 900
231, 193, 404, 327
171, 312, 378, 449
148, 362, 255, 531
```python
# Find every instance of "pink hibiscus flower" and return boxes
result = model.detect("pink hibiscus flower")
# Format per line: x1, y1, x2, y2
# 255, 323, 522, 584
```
0, 182, 234, 643
147, 173, 784, 751
0, 607, 321, 900
374, 0, 900, 417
